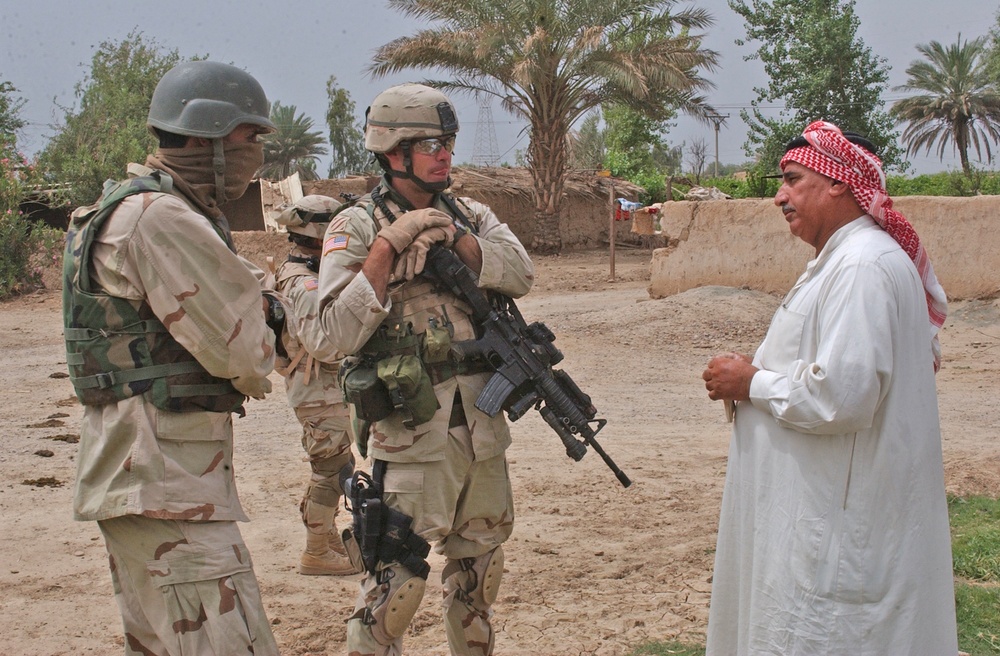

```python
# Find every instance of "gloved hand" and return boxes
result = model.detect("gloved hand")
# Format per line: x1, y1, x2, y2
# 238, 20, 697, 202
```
393, 226, 454, 281
378, 208, 453, 253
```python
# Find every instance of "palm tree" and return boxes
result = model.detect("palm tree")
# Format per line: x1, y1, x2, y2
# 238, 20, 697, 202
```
369, 0, 718, 253
259, 102, 329, 181
891, 35, 1000, 175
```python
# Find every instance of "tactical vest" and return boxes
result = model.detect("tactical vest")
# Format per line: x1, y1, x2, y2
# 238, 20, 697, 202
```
359, 192, 480, 364
62, 173, 246, 413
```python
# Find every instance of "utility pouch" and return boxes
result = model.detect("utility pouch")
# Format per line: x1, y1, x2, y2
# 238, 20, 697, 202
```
340, 356, 393, 423
377, 354, 440, 428
422, 322, 452, 364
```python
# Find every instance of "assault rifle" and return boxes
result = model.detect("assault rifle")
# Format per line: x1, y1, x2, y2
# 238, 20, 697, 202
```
423, 246, 632, 488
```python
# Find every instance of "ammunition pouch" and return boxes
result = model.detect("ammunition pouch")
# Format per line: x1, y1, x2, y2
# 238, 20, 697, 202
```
377, 354, 439, 429
340, 356, 393, 423
344, 466, 431, 580
422, 323, 452, 364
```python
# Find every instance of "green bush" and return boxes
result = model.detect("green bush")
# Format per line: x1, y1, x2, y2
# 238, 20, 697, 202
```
1, 148, 61, 299
624, 167, 1000, 201
0, 211, 59, 299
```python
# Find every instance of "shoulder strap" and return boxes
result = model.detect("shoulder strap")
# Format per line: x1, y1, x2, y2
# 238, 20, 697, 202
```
75, 173, 173, 294
440, 194, 480, 236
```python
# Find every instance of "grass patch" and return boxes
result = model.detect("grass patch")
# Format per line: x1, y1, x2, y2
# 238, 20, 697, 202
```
955, 582, 1000, 655
951, 495, 1000, 655
628, 642, 704, 656
950, 496, 1000, 583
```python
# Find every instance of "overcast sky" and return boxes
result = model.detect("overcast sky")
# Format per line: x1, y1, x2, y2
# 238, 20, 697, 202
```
2, 0, 997, 175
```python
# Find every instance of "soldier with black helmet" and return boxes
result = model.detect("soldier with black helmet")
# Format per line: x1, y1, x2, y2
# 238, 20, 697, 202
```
314, 84, 534, 655
62, 61, 282, 655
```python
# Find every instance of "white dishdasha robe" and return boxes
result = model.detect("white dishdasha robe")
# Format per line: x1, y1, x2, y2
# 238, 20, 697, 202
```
706, 216, 958, 656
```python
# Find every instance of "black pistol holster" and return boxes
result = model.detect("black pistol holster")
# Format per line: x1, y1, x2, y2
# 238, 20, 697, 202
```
343, 461, 431, 579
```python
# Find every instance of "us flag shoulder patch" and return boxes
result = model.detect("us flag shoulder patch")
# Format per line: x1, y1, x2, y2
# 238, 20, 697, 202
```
303, 278, 318, 291
324, 233, 349, 255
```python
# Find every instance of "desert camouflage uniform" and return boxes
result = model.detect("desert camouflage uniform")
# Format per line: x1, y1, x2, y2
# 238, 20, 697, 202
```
274, 253, 356, 572
65, 162, 279, 656
316, 177, 533, 655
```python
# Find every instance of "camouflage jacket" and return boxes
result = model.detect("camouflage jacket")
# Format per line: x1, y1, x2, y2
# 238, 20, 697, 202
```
67, 163, 276, 522
274, 254, 345, 409
316, 177, 534, 463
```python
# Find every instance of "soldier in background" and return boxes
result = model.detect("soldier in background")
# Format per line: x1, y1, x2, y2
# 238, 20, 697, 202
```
272, 195, 360, 577
62, 61, 282, 655
315, 84, 534, 656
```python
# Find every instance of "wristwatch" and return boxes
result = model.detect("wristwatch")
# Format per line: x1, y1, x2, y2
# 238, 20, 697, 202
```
265, 294, 285, 328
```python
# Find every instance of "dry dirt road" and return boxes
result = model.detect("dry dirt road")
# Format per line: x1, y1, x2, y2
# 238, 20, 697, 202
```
1, 246, 997, 655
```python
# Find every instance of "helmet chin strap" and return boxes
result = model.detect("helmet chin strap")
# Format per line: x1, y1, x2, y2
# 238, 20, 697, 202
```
385, 141, 451, 193
212, 139, 229, 205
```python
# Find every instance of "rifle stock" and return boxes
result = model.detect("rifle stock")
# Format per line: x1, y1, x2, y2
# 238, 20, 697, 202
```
423, 246, 631, 488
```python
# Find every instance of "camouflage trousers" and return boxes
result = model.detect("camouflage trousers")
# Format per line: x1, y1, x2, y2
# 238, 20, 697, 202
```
98, 515, 278, 656
295, 401, 355, 507
347, 423, 514, 656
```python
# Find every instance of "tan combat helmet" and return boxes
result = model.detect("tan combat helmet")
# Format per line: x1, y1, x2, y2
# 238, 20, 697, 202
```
364, 84, 459, 193
275, 195, 340, 240
364, 83, 459, 154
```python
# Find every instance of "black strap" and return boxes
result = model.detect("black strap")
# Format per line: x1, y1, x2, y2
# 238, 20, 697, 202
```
439, 194, 479, 236
372, 459, 388, 489
286, 253, 320, 273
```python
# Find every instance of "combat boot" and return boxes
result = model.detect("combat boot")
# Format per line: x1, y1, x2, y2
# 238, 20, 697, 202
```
300, 499, 360, 576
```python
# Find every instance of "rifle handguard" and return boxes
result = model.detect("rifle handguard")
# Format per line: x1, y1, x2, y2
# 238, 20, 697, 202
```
422, 245, 632, 488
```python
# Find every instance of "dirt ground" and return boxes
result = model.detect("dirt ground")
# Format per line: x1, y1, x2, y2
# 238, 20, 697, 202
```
2, 244, 998, 656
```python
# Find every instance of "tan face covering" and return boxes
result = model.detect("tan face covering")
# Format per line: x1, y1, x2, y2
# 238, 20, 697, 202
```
148, 141, 264, 216
221, 141, 265, 200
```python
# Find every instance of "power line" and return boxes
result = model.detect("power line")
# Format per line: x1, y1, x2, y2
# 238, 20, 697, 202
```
470, 98, 500, 167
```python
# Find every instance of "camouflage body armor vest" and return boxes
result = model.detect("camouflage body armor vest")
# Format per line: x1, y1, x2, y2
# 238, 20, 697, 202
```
62, 173, 245, 414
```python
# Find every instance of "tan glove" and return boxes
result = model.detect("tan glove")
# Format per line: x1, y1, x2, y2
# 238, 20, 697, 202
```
393, 226, 454, 281
378, 208, 453, 253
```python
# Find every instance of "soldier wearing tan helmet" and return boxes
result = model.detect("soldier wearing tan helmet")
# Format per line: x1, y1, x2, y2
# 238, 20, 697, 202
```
272, 195, 360, 577
62, 61, 281, 655
314, 84, 534, 655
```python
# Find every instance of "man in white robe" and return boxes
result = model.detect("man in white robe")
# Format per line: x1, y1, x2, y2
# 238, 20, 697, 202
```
701, 121, 958, 655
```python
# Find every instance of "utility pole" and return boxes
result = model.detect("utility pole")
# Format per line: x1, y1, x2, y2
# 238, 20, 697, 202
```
706, 113, 729, 178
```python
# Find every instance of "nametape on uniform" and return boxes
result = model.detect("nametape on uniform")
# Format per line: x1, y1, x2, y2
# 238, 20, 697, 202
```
324, 233, 349, 255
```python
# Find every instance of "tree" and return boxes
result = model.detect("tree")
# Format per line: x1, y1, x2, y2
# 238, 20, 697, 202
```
687, 137, 708, 182
259, 102, 328, 181
1, 80, 52, 299
0, 80, 26, 144
603, 103, 679, 201
891, 35, 1000, 176
568, 110, 605, 170
370, 0, 718, 253
603, 104, 674, 175
37, 30, 182, 207
2, 80, 30, 214
325, 76, 372, 177
729, 0, 904, 173
984, 10, 1000, 84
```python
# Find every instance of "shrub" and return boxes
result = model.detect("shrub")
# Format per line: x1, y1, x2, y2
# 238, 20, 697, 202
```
0, 210, 58, 299
1, 151, 61, 299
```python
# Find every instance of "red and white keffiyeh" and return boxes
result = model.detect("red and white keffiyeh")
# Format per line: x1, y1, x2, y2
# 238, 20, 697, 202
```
780, 120, 947, 371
